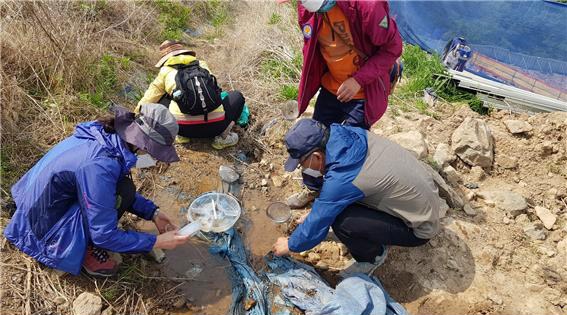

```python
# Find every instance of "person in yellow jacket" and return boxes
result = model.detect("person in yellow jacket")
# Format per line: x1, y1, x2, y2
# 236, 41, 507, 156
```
138, 40, 245, 149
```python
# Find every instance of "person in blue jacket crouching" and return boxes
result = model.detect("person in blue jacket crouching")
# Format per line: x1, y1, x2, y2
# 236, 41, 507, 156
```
4, 104, 191, 277
273, 119, 441, 275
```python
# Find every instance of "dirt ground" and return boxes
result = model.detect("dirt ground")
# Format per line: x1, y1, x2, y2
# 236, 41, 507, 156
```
1, 2, 566, 315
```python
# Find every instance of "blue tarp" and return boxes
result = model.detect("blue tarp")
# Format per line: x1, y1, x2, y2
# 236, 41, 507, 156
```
390, 1, 567, 97
208, 228, 408, 315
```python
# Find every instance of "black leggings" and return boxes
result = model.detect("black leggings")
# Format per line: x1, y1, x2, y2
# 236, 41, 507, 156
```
178, 90, 245, 138
115, 176, 136, 219
331, 203, 429, 262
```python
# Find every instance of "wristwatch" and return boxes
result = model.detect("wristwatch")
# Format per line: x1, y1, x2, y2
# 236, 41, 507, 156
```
152, 207, 160, 221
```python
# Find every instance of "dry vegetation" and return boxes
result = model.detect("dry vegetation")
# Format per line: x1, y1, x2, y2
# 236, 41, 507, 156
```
0, 1, 236, 314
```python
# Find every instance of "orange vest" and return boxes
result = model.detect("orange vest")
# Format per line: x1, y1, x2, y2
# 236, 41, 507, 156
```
318, 6, 365, 99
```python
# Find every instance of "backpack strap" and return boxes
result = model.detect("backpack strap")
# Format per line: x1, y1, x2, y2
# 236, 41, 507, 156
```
321, 13, 368, 61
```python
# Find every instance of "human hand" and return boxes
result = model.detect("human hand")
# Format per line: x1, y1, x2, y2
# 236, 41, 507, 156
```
272, 237, 290, 256
337, 77, 361, 102
153, 212, 178, 234
154, 230, 190, 250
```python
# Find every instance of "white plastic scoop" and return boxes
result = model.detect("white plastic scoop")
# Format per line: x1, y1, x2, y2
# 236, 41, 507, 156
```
178, 192, 241, 236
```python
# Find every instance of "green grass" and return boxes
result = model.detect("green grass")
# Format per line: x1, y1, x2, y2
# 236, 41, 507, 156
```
268, 13, 282, 25
79, 54, 130, 109
101, 286, 119, 302
261, 51, 302, 81
280, 84, 298, 100
400, 44, 486, 114
154, 0, 191, 40
195, 0, 230, 38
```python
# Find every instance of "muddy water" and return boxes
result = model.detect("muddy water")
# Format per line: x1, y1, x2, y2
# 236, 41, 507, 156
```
137, 179, 232, 315
240, 190, 290, 269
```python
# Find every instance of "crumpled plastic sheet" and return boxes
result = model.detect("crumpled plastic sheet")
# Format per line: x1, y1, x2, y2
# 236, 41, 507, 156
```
265, 255, 408, 315
208, 229, 268, 315
208, 228, 407, 315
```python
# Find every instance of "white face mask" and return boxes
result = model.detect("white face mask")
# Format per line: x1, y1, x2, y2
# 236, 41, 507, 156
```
302, 167, 323, 178
301, 155, 323, 178
135, 154, 157, 169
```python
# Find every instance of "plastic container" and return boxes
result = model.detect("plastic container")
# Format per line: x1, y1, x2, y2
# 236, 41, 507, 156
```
266, 202, 292, 223
178, 192, 241, 235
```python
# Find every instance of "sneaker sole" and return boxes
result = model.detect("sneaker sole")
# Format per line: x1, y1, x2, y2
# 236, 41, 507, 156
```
82, 267, 116, 278
211, 141, 238, 150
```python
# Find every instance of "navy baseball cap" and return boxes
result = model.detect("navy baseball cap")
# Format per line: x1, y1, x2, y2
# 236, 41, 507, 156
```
284, 119, 327, 172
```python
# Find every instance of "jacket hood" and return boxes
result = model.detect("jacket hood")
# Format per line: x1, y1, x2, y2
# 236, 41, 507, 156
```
325, 124, 367, 173
74, 121, 137, 172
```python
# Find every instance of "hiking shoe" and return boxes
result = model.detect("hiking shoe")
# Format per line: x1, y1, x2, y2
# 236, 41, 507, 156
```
175, 135, 191, 144
286, 189, 317, 209
82, 246, 119, 277
340, 245, 389, 277
212, 132, 239, 150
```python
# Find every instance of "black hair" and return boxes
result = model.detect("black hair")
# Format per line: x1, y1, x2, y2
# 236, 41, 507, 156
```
97, 116, 116, 133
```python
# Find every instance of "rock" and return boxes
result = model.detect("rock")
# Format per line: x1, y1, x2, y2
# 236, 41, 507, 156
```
464, 182, 479, 190
433, 143, 455, 168
523, 224, 546, 241
469, 166, 485, 181
272, 176, 285, 188
504, 120, 533, 134
219, 165, 239, 183
389, 131, 428, 159
101, 307, 114, 315
260, 179, 268, 187
73, 292, 102, 315
534, 206, 557, 230
478, 190, 527, 217
439, 198, 449, 219
465, 190, 476, 201
442, 165, 461, 186
487, 295, 503, 305
496, 155, 518, 169
422, 163, 464, 209
515, 214, 530, 224
315, 261, 329, 270
539, 141, 557, 156
463, 203, 477, 216
451, 117, 494, 168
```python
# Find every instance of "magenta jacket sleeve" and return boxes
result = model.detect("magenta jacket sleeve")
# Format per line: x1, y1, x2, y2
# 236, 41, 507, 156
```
353, 2, 403, 86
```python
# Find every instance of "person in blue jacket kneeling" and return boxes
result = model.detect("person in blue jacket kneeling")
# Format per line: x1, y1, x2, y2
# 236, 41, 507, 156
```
4, 104, 190, 277
273, 119, 441, 275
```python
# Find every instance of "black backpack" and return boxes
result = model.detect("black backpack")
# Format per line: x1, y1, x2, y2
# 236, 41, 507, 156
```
169, 61, 222, 121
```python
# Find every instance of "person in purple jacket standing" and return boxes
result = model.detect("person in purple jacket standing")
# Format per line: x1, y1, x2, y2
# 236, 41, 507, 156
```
280, 0, 404, 208
4, 104, 190, 277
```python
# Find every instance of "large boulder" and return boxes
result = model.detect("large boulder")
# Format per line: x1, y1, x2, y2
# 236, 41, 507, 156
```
73, 292, 102, 315
389, 131, 428, 159
433, 143, 456, 168
451, 117, 494, 168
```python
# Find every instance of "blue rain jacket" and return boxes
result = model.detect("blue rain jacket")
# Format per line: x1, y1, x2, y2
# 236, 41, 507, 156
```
4, 121, 158, 275
289, 125, 367, 252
